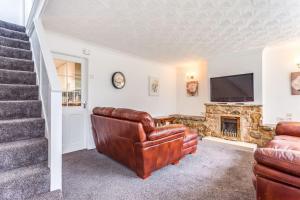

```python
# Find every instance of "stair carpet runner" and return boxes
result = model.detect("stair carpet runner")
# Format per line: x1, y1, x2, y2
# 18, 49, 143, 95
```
0, 20, 62, 200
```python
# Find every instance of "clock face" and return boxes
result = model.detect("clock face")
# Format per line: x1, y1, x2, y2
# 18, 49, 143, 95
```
112, 72, 125, 89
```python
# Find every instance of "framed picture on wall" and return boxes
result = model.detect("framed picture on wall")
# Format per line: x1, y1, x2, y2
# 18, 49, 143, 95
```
149, 76, 159, 96
291, 72, 300, 95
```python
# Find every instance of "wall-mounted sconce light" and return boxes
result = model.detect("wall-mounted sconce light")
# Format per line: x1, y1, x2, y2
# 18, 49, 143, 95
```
186, 72, 196, 81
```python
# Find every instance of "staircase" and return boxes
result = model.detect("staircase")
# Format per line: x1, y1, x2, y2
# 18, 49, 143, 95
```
0, 20, 62, 200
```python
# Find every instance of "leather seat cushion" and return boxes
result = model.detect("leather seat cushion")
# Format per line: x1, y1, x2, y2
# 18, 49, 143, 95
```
147, 125, 186, 141
111, 108, 155, 133
273, 135, 300, 143
255, 148, 300, 177
93, 107, 115, 117
266, 139, 300, 151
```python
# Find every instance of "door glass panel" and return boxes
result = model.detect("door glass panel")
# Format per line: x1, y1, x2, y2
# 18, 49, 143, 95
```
54, 59, 82, 107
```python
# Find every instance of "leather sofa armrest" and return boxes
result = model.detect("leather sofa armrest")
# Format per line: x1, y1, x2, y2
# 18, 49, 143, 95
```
254, 148, 300, 177
253, 163, 300, 189
276, 122, 300, 137
147, 124, 186, 141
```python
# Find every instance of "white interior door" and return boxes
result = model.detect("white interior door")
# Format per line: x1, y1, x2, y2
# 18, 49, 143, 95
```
53, 54, 88, 154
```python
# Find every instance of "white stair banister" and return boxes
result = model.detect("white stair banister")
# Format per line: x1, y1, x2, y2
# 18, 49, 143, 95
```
26, 0, 62, 191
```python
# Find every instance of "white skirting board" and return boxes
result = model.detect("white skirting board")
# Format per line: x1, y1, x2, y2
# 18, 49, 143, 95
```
202, 136, 257, 152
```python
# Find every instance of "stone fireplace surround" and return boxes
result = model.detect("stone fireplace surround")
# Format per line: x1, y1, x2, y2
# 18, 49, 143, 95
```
206, 103, 264, 143
171, 103, 275, 147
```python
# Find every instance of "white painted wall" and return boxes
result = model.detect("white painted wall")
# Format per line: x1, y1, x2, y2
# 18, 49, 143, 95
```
0, 0, 24, 25
24, 0, 34, 25
176, 61, 209, 115
45, 28, 300, 130
207, 49, 263, 104
176, 49, 262, 116
45, 31, 177, 115
263, 40, 300, 124
45, 29, 300, 125
45, 30, 177, 148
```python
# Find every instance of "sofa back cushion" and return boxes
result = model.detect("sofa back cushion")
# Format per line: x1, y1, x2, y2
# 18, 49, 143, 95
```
276, 122, 300, 137
93, 107, 115, 117
111, 108, 155, 134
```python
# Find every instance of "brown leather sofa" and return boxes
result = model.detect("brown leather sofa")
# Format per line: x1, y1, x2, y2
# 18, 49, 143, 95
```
253, 122, 300, 200
91, 107, 198, 179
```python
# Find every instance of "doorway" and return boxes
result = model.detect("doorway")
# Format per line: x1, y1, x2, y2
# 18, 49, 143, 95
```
53, 54, 88, 154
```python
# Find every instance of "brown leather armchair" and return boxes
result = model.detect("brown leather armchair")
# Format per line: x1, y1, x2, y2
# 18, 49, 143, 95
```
91, 107, 198, 179
253, 122, 300, 200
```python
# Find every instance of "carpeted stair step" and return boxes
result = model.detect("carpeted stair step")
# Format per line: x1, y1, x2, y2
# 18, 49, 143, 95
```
30, 190, 63, 200
0, 84, 39, 100
0, 20, 49, 200
0, 137, 47, 172
0, 20, 26, 33
0, 162, 50, 200
0, 45, 32, 60
0, 36, 30, 50
0, 118, 45, 143
0, 56, 34, 72
0, 100, 41, 120
0, 69, 36, 85
0, 27, 29, 41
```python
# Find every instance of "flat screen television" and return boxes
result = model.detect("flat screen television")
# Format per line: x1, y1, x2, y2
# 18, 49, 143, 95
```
210, 73, 254, 102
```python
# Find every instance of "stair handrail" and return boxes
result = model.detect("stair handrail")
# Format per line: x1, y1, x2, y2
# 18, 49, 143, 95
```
32, 19, 61, 92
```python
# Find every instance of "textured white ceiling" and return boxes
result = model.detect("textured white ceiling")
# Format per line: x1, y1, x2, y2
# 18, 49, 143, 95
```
43, 0, 300, 63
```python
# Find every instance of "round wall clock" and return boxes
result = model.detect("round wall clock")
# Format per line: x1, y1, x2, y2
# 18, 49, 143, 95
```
112, 72, 126, 89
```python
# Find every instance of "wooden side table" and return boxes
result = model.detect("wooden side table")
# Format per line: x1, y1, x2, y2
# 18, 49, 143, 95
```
153, 116, 175, 127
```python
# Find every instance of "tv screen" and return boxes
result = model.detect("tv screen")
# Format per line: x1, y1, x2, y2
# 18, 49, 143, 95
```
210, 73, 254, 102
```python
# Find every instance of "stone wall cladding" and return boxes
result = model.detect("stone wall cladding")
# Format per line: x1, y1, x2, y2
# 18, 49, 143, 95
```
171, 115, 207, 138
172, 104, 275, 147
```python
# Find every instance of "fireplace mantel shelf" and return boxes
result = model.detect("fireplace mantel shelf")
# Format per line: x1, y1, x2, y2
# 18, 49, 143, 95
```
205, 103, 262, 107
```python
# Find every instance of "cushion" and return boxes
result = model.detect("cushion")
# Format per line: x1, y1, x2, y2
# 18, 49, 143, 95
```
147, 124, 186, 141
111, 108, 155, 134
273, 135, 300, 143
266, 139, 300, 151
93, 107, 115, 117
276, 122, 300, 137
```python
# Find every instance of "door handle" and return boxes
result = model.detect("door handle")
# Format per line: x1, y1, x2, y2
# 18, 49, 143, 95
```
83, 101, 87, 109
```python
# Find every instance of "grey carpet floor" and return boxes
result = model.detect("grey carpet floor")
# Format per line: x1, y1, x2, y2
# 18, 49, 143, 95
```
62, 141, 255, 200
